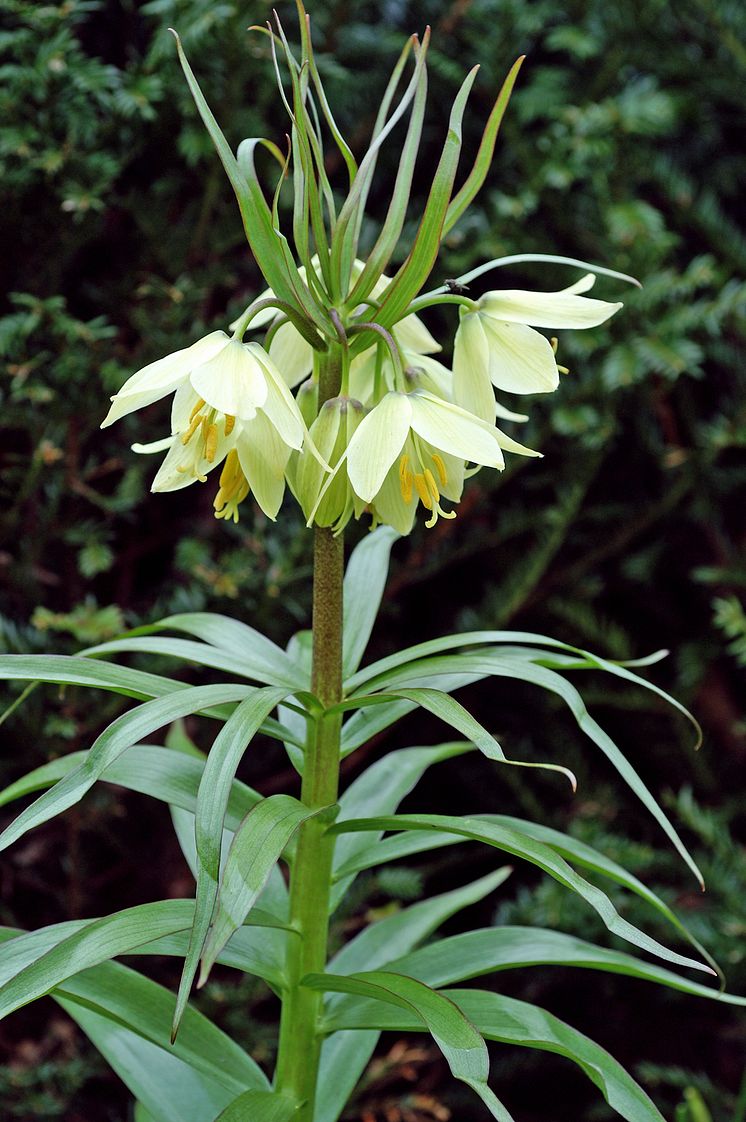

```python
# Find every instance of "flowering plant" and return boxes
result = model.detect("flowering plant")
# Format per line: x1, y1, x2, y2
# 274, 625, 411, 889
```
1, 7, 742, 1121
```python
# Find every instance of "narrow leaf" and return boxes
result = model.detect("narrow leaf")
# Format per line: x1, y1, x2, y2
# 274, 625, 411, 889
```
342, 526, 399, 676
305, 970, 513, 1121
327, 814, 714, 976
0, 684, 254, 855
215, 1089, 299, 1122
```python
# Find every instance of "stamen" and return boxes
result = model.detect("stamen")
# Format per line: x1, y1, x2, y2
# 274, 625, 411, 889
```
431, 453, 448, 487
189, 397, 206, 422
414, 473, 433, 510
398, 455, 413, 503
224, 414, 236, 436
181, 414, 202, 445
424, 468, 440, 502
205, 423, 218, 463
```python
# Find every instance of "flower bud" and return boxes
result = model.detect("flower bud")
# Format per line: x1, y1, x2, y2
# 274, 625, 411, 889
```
294, 396, 365, 529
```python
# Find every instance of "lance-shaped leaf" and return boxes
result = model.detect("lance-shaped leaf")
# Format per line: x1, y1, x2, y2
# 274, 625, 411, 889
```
81, 636, 305, 690
170, 33, 327, 332
363, 65, 478, 341
354, 650, 702, 886
327, 814, 714, 976
122, 611, 308, 688
315, 1031, 380, 1122
331, 741, 474, 909
340, 696, 417, 756
198, 795, 336, 983
323, 987, 665, 1122
333, 687, 577, 789
48, 957, 269, 1119
442, 56, 524, 238
0, 653, 185, 700
0, 684, 254, 855
330, 810, 718, 975
329, 868, 511, 978
174, 688, 290, 1036
342, 526, 399, 676
215, 1090, 300, 1122
0, 745, 261, 822
375, 927, 744, 1006
305, 970, 514, 1122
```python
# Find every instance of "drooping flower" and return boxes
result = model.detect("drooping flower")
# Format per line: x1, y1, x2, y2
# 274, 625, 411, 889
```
291, 396, 366, 530
453, 274, 622, 421
104, 331, 312, 519
313, 389, 540, 532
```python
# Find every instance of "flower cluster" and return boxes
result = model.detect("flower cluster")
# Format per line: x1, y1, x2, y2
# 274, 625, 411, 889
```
101, 19, 625, 535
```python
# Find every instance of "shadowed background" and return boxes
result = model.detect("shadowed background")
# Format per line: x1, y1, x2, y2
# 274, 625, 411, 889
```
1, 0, 744, 1118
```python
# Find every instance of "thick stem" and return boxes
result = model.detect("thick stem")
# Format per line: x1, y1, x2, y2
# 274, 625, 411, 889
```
274, 349, 344, 1114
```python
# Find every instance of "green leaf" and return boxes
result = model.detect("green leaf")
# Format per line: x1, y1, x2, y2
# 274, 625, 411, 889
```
340, 696, 416, 756
0, 900, 193, 1019
122, 612, 308, 688
305, 970, 513, 1121
335, 687, 577, 788
331, 811, 718, 976
215, 1090, 299, 1122
442, 56, 524, 237
0, 653, 185, 700
199, 794, 335, 983
342, 526, 399, 676
0, 744, 260, 823
358, 650, 702, 887
379, 926, 744, 1006
174, 688, 290, 1036
329, 868, 512, 977
58, 959, 268, 1090
328, 814, 714, 976
331, 742, 474, 909
134, 1103, 157, 1122
315, 1031, 380, 1122
82, 636, 304, 690
0, 684, 255, 855
324, 987, 665, 1122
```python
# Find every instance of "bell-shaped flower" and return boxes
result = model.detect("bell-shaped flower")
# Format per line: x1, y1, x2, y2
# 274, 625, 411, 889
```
291, 396, 366, 530
317, 389, 540, 532
453, 274, 622, 421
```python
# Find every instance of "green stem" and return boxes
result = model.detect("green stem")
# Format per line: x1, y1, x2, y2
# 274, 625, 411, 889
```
274, 348, 345, 1116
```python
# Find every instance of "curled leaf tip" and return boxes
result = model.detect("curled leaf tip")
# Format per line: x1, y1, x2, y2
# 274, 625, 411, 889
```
167, 27, 179, 42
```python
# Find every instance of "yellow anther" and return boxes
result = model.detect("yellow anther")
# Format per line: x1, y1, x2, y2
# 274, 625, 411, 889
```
550, 337, 559, 354
181, 414, 202, 445
213, 487, 226, 510
424, 468, 440, 502
205, 423, 218, 463
398, 455, 413, 503
414, 473, 433, 510
189, 397, 206, 422
220, 449, 239, 485
431, 453, 448, 487
224, 414, 236, 436
201, 414, 211, 441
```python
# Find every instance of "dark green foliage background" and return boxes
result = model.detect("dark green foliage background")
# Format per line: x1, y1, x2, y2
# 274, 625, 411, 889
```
1, 0, 744, 1119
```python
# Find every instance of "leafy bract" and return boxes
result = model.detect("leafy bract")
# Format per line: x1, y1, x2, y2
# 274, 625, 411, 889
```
305, 970, 513, 1121
328, 814, 714, 976
0, 684, 255, 855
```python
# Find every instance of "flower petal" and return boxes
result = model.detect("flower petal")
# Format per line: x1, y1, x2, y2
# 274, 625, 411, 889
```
408, 392, 504, 470
453, 313, 497, 423
481, 319, 560, 394
268, 321, 314, 388
481, 287, 622, 328
100, 331, 228, 428
235, 414, 291, 520
347, 393, 413, 502
190, 340, 268, 418
249, 344, 305, 450
394, 313, 442, 354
